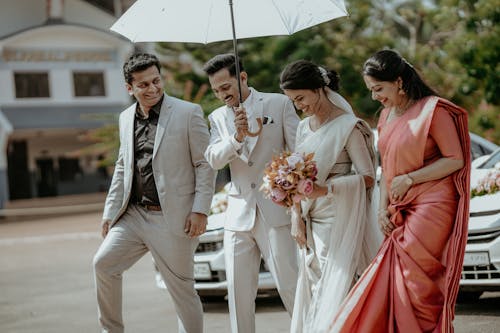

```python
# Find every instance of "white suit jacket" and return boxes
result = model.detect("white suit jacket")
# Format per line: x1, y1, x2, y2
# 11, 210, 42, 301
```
205, 88, 299, 231
103, 94, 215, 237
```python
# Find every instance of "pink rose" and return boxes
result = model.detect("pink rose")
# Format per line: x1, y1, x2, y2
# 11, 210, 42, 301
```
270, 188, 287, 202
310, 165, 318, 177
297, 178, 314, 196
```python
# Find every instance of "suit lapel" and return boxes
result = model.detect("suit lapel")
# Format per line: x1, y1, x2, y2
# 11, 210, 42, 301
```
245, 92, 263, 157
122, 105, 136, 173
153, 94, 174, 158
223, 106, 236, 136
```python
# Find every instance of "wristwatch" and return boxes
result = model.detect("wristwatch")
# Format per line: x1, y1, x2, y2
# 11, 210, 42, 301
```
404, 173, 414, 186
326, 182, 334, 199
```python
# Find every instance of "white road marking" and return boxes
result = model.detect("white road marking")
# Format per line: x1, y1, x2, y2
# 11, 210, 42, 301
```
0, 232, 100, 246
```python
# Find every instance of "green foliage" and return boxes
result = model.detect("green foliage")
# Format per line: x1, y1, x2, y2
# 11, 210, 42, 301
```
153, 0, 499, 145
80, 124, 119, 168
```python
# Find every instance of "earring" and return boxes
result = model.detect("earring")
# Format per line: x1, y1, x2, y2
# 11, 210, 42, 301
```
398, 88, 405, 95
128, 92, 133, 96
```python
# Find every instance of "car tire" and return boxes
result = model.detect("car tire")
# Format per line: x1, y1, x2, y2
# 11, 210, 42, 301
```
456, 291, 483, 303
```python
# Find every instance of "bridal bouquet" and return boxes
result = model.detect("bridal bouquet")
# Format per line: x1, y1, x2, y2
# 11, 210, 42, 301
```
260, 151, 317, 207
471, 162, 500, 198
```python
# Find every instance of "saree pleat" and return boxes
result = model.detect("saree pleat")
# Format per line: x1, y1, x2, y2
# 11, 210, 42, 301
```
329, 96, 470, 333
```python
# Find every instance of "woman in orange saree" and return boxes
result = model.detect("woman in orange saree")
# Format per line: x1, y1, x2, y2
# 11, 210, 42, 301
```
329, 50, 471, 333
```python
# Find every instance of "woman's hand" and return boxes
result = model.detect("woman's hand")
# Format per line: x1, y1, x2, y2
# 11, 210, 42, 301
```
304, 183, 328, 200
378, 209, 395, 236
390, 174, 413, 202
291, 206, 307, 248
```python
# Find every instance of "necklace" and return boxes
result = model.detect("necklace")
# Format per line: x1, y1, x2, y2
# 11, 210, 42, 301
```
393, 98, 415, 116
312, 111, 335, 131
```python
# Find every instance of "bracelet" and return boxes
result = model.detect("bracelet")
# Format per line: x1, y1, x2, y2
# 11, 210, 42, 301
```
377, 209, 388, 217
404, 173, 414, 186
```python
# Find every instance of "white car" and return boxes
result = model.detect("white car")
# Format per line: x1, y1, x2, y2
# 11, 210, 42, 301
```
154, 183, 277, 300
459, 148, 500, 301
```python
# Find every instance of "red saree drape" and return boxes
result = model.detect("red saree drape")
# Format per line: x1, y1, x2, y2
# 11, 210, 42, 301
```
329, 96, 471, 333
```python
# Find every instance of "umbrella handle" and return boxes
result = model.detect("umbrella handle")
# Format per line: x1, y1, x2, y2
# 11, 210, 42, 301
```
245, 117, 263, 137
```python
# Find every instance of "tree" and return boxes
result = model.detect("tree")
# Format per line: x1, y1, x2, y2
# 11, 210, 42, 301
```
151, 0, 500, 143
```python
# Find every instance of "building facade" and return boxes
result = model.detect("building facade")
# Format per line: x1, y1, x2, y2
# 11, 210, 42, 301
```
0, 0, 143, 200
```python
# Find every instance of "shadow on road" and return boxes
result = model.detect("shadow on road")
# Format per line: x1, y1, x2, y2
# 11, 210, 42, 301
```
202, 296, 285, 314
456, 293, 500, 316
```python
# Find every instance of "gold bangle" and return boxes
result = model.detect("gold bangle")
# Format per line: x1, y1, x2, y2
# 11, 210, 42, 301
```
377, 209, 388, 217
405, 173, 414, 186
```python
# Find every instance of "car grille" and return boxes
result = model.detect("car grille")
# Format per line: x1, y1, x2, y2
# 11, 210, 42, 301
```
196, 270, 226, 282
467, 230, 500, 244
462, 264, 500, 280
196, 241, 222, 253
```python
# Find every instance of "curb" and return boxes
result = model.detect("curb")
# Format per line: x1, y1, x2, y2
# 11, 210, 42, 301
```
0, 203, 104, 219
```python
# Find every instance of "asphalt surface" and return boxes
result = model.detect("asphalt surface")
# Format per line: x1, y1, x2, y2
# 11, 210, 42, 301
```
0, 211, 499, 333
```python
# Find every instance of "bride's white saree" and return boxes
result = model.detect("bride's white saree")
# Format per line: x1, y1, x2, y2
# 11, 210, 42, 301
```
291, 90, 382, 333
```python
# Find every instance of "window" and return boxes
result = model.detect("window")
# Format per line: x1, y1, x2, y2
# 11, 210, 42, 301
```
14, 72, 50, 98
73, 72, 106, 97
84, 0, 115, 15
58, 157, 82, 181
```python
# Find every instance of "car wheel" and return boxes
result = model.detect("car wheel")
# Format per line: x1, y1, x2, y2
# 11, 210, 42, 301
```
456, 291, 483, 303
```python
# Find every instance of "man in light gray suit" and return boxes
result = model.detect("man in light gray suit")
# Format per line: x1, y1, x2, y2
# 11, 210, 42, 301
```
203, 54, 299, 333
93, 53, 215, 333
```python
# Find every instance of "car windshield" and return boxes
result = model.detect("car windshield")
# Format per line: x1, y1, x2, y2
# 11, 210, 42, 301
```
479, 150, 500, 169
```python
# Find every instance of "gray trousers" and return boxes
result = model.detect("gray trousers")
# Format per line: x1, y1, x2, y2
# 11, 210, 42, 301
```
93, 205, 202, 333
224, 209, 297, 333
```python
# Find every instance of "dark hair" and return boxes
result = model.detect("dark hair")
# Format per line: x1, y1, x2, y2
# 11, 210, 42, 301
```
363, 49, 437, 100
203, 53, 244, 77
280, 60, 339, 92
123, 53, 161, 84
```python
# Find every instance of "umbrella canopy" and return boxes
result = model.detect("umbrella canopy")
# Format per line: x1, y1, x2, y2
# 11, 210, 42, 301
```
111, 0, 348, 44
111, 0, 348, 136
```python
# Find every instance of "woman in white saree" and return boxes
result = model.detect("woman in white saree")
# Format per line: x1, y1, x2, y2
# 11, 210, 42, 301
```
279, 60, 382, 333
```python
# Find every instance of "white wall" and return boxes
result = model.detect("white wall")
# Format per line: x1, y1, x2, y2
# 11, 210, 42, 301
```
0, 0, 117, 38
65, 0, 117, 32
0, 0, 46, 37
0, 24, 133, 106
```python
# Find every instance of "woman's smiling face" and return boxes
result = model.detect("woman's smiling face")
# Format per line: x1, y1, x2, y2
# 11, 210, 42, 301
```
283, 88, 321, 116
363, 75, 401, 108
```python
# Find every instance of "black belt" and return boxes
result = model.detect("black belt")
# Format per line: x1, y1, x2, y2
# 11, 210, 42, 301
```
137, 203, 162, 211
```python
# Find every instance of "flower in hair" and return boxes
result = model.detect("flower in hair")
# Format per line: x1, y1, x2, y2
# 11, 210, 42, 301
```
318, 67, 330, 86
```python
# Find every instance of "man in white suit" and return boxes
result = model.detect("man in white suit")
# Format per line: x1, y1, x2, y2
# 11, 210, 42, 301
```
203, 54, 299, 333
93, 53, 215, 333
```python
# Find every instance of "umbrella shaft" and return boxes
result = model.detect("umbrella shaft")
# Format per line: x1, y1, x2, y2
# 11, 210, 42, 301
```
229, 0, 243, 104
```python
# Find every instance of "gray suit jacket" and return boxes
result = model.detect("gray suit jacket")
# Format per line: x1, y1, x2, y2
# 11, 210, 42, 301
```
103, 93, 215, 237
205, 88, 299, 231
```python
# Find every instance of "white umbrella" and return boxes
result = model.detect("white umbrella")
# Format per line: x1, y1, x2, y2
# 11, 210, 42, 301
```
111, 0, 348, 135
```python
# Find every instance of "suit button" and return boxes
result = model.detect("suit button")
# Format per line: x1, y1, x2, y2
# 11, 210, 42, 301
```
251, 183, 256, 189
248, 161, 253, 166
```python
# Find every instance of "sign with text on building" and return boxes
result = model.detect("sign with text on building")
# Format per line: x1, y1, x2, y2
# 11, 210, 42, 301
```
2, 48, 115, 62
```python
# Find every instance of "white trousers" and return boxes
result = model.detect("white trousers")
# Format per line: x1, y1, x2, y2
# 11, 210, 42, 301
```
93, 205, 202, 333
224, 209, 297, 333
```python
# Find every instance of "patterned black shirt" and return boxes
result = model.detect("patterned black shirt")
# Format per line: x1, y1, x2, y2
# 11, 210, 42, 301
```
130, 96, 164, 206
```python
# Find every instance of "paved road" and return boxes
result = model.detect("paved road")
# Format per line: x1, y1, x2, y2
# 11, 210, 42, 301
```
0, 212, 498, 333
